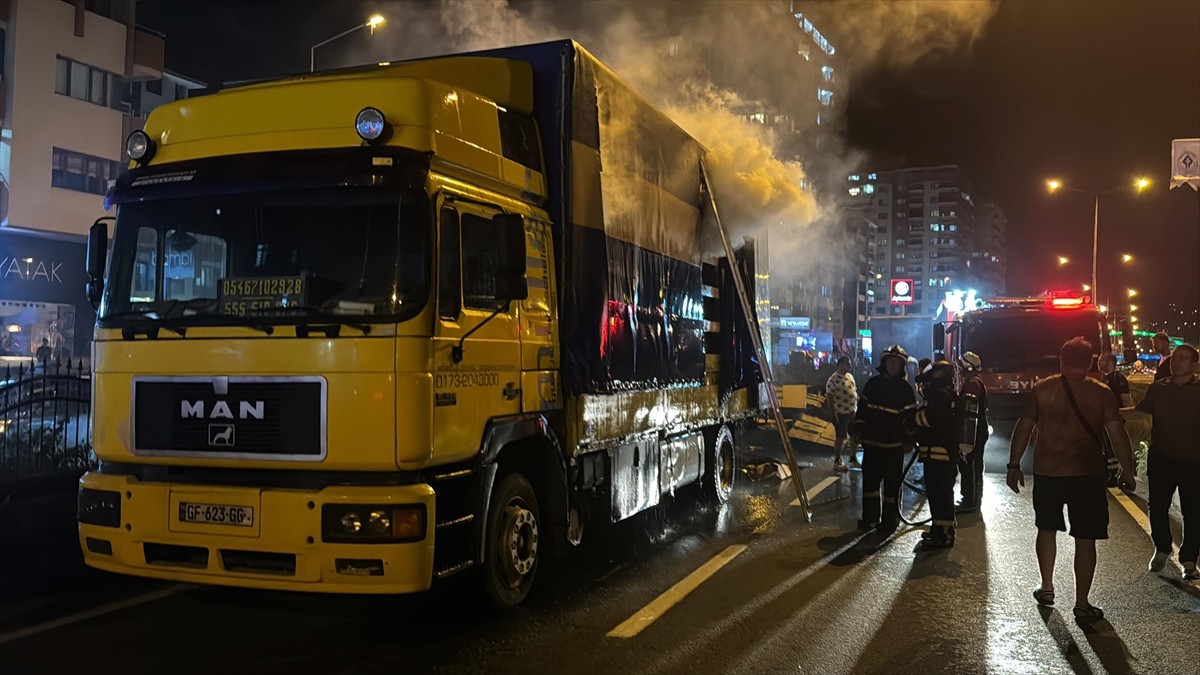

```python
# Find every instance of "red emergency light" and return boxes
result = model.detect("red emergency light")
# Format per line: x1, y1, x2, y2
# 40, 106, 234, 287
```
1049, 296, 1085, 309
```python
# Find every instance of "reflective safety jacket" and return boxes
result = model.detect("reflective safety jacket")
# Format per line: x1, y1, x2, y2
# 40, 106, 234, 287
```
914, 384, 958, 461
855, 374, 918, 448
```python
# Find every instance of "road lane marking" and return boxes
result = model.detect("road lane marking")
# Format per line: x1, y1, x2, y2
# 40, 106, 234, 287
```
607, 544, 748, 639
789, 475, 840, 507
0, 585, 190, 646
1109, 487, 1151, 533
644, 531, 874, 673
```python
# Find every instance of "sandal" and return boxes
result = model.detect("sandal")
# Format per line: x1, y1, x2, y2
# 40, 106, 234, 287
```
1032, 587, 1055, 606
1073, 605, 1104, 621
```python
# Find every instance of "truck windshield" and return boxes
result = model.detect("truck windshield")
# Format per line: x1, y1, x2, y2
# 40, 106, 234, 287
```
101, 186, 429, 326
961, 311, 1104, 371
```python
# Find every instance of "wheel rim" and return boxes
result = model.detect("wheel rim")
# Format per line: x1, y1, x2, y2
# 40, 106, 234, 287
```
718, 440, 735, 494
497, 499, 538, 589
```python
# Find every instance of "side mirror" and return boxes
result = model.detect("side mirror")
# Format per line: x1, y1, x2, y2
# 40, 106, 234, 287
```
932, 323, 945, 353
86, 218, 112, 310
493, 213, 528, 302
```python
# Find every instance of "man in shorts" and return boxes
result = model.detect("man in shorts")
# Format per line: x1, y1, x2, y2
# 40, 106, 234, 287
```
1007, 337, 1136, 622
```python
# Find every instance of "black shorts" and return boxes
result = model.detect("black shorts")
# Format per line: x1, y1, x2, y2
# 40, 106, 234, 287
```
1032, 474, 1109, 540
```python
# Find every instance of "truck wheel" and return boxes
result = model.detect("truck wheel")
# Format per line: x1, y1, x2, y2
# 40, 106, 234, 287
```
483, 472, 540, 608
704, 425, 735, 504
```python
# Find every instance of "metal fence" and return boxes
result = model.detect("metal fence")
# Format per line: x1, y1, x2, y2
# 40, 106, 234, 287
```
0, 359, 93, 492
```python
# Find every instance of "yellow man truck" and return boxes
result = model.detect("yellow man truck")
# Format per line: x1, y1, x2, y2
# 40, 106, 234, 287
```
78, 40, 763, 607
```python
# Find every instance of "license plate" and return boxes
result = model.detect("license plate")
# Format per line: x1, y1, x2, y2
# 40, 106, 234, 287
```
178, 502, 255, 527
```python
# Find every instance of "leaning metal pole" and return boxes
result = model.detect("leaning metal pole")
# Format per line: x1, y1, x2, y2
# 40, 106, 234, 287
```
700, 161, 813, 520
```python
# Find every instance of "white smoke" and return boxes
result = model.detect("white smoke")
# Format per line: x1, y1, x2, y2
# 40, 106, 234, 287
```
348, 0, 999, 322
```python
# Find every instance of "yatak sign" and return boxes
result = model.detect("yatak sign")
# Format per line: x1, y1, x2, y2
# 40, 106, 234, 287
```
1, 256, 65, 284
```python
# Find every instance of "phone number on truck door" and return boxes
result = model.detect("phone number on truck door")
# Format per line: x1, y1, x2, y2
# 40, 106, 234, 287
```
435, 372, 500, 388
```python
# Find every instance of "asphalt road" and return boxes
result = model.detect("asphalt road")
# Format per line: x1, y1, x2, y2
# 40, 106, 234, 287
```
1, 429, 1197, 675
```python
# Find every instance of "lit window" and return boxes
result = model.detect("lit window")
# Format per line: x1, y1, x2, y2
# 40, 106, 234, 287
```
848, 187, 861, 196
817, 88, 834, 106
848, 174, 861, 181
863, 184, 875, 194
821, 65, 834, 82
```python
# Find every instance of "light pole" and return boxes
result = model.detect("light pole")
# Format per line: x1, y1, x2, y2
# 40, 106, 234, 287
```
1046, 177, 1150, 304
310, 14, 385, 73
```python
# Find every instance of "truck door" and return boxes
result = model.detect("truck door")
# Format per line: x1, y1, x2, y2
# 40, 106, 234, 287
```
518, 220, 560, 415
433, 197, 522, 465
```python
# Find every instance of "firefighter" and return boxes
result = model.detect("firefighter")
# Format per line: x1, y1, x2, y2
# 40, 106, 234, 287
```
854, 344, 918, 532
956, 352, 989, 514
913, 361, 960, 548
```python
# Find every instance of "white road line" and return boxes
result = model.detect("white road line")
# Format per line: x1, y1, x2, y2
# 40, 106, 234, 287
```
607, 544, 748, 639
0, 585, 190, 646
645, 531, 873, 674
789, 475, 840, 507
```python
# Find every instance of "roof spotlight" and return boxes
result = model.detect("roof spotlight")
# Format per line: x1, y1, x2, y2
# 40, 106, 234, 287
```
125, 130, 155, 163
355, 107, 387, 143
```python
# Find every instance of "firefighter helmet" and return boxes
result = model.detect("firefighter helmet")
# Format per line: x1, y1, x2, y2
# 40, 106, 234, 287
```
960, 351, 982, 371
880, 344, 909, 364
917, 360, 955, 385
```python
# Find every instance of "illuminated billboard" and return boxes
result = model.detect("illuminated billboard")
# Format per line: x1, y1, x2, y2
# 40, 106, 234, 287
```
890, 278, 914, 305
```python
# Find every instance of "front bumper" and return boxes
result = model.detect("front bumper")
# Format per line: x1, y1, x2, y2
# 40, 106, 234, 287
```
78, 471, 436, 594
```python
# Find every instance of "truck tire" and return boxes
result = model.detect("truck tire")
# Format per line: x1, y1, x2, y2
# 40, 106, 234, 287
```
704, 425, 735, 504
483, 472, 541, 608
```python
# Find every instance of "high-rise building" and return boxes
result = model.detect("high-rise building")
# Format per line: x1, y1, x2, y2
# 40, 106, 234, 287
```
661, 2, 848, 367
848, 165, 1007, 358
0, 0, 199, 366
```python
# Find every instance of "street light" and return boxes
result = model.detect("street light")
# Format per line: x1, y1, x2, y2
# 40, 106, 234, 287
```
1130, 304, 1138, 312
1122, 253, 1133, 263
1045, 177, 1151, 305
1082, 283, 1091, 292
1128, 288, 1138, 298
311, 14, 386, 72
1057, 256, 1070, 266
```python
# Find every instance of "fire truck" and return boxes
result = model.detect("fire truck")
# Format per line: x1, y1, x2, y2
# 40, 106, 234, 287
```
934, 294, 1109, 421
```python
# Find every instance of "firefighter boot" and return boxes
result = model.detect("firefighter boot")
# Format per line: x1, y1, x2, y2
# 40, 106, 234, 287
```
920, 524, 955, 549
876, 498, 899, 533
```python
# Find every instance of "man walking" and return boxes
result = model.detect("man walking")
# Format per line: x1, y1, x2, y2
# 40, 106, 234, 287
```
1098, 352, 1133, 407
826, 356, 859, 471
1122, 344, 1200, 580
1152, 332, 1173, 381
855, 345, 918, 532
956, 352, 989, 514
1007, 337, 1136, 622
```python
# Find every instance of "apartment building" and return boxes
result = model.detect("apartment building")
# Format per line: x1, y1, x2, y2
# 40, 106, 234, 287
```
0, 0, 198, 364
846, 166, 1006, 358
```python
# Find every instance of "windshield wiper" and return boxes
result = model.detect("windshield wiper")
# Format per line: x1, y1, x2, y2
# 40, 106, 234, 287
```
104, 299, 280, 338
281, 304, 374, 337
101, 309, 188, 339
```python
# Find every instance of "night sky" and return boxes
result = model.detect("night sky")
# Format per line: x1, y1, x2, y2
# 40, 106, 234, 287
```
138, 0, 1200, 339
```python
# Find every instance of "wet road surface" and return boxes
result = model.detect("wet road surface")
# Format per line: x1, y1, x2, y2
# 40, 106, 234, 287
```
2, 429, 1197, 674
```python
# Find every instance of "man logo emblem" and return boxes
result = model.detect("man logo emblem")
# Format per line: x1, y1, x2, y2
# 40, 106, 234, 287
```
209, 424, 235, 447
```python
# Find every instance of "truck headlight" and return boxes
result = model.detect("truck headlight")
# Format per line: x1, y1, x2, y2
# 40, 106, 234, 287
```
322, 504, 425, 543
78, 488, 121, 528
126, 130, 155, 163
355, 107, 387, 142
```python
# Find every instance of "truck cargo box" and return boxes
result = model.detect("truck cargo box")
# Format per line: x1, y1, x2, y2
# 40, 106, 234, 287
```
470, 41, 707, 396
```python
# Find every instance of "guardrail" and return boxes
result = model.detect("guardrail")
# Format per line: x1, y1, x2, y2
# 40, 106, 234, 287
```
0, 360, 93, 496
